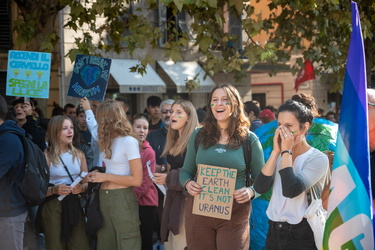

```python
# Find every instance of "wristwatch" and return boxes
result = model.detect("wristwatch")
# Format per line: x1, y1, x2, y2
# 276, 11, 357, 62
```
281, 150, 292, 156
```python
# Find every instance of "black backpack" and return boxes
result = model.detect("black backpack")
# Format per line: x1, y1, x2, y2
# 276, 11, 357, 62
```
194, 128, 253, 187
3, 130, 50, 206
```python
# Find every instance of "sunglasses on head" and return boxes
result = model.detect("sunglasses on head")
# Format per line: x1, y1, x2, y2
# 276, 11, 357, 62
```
161, 109, 173, 114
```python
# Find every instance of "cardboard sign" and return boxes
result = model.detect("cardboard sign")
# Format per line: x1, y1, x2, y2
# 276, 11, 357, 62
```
6, 50, 51, 98
193, 164, 237, 220
67, 54, 111, 101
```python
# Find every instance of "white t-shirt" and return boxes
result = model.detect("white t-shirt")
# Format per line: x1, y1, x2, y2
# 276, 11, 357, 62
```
102, 136, 140, 176
266, 147, 328, 224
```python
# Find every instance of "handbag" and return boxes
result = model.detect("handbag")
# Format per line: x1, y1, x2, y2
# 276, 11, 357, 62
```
304, 187, 327, 250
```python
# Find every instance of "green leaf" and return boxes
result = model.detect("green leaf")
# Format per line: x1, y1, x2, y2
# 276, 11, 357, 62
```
138, 66, 147, 76
207, 0, 217, 8
199, 37, 214, 53
175, 0, 183, 12
207, 58, 217, 69
130, 66, 138, 73
67, 49, 80, 63
169, 50, 182, 62
40, 41, 54, 52
215, 13, 223, 27
164, 42, 171, 49
265, 42, 277, 51
179, 38, 189, 47
234, 0, 243, 15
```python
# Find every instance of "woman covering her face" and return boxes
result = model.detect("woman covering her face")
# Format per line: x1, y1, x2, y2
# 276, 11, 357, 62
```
254, 94, 329, 249
87, 100, 143, 250
153, 99, 199, 250
180, 84, 265, 250
39, 115, 89, 250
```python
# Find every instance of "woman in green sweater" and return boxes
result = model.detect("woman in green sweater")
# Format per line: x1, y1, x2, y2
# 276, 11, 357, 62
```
180, 84, 265, 250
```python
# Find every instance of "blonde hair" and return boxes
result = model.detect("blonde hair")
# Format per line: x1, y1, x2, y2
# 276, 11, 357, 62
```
46, 115, 79, 166
162, 100, 199, 157
96, 99, 134, 159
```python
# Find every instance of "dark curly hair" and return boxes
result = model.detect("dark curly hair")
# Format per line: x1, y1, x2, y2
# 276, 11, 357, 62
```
199, 84, 250, 149
277, 93, 319, 128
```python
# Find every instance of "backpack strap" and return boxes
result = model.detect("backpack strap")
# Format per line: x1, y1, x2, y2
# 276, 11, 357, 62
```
194, 128, 203, 153
194, 128, 253, 187
243, 131, 252, 187
59, 156, 74, 183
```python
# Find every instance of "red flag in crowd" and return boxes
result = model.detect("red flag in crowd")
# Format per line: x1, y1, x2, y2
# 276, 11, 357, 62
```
294, 59, 315, 92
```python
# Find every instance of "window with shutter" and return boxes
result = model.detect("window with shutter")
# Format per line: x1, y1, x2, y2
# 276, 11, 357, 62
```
0, 71, 12, 103
0, 0, 12, 51
158, 1, 193, 47
158, 3, 175, 47
229, 11, 242, 51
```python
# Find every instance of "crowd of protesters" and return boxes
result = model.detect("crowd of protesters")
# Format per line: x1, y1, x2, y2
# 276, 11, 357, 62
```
1, 84, 374, 250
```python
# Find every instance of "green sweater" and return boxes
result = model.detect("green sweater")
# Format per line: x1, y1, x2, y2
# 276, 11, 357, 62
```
180, 128, 265, 190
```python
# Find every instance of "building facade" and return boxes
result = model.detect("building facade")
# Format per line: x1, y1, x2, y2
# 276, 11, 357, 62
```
0, 0, 337, 118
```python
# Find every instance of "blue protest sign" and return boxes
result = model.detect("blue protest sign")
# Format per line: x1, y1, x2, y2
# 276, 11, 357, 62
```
6, 50, 51, 98
67, 54, 111, 101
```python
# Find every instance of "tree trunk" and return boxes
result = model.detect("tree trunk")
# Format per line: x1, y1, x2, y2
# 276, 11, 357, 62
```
14, 0, 64, 52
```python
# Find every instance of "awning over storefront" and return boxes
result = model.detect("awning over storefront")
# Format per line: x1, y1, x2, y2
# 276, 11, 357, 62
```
157, 61, 216, 93
110, 59, 166, 93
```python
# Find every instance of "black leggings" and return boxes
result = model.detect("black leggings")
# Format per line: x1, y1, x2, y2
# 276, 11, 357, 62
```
139, 206, 157, 250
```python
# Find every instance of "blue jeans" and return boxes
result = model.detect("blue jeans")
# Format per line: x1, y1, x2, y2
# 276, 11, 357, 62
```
0, 211, 28, 250
25, 206, 46, 250
265, 219, 317, 250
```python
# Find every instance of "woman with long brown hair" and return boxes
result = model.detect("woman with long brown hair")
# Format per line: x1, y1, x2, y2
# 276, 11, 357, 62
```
180, 84, 265, 249
87, 100, 143, 250
153, 99, 198, 250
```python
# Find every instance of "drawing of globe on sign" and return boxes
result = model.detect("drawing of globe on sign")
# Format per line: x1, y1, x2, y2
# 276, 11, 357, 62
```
67, 54, 112, 101
80, 65, 102, 86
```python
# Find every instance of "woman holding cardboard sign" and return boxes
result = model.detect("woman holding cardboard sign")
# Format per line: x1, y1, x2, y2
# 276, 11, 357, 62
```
153, 99, 198, 250
180, 84, 265, 250
254, 94, 329, 249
